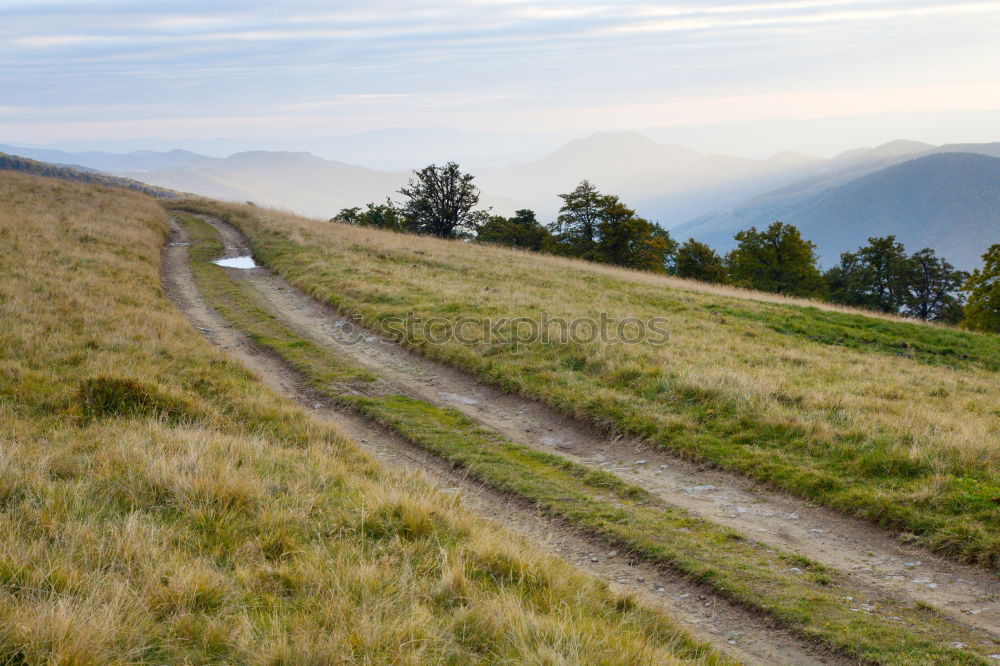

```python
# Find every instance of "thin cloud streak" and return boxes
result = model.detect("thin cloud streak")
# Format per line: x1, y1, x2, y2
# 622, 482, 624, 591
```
1, 0, 998, 146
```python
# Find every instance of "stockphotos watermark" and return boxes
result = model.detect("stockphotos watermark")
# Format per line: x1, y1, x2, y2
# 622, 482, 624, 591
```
333, 312, 669, 348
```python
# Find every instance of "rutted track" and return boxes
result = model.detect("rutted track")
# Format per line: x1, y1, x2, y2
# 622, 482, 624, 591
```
198, 214, 1000, 641
162, 217, 850, 665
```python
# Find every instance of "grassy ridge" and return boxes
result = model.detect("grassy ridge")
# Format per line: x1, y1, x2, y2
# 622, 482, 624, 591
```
171, 200, 1000, 567
0, 173, 724, 664
178, 212, 997, 665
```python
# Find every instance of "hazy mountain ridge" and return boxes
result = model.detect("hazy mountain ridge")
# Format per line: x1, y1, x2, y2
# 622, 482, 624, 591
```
2, 134, 999, 268
0, 152, 183, 198
676, 152, 1000, 269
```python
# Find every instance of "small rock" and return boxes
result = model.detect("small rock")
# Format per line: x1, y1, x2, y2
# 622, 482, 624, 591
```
789, 567, 803, 574
786, 512, 800, 520
912, 579, 932, 584
950, 642, 968, 650
904, 561, 921, 568
927, 583, 939, 589
364, 336, 377, 343
590, 556, 599, 562
656, 587, 665, 593
808, 528, 825, 533
608, 550, 618, 558
736, 506, 748, 513
635, 459, 647, 465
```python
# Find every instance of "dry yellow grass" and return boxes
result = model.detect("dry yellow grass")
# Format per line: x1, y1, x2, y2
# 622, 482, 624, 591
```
189, 201, 1000, 564
0, 173, 723, 664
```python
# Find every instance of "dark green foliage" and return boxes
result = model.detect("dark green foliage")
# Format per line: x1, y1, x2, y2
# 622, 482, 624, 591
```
675, 238, 728, 283
550, 181, 677, 272
825, 236, 911, 313
549, 180, 606, 259
962, 243, 1000, 332
905, 247, 967, 322
476, 209, 551, 251
727, 221, 824, 296
78, 376, 195, 423
333, 199, 404, 231
826, 237, 967, 321
398, 162, 484, 238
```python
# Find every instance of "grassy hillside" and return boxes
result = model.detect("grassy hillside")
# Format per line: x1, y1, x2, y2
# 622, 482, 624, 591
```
0, 172, 723, 664
179, 200, 1000, 566
676, 152, 1000, 269
174, 210, 998, 664
0, 152, 181, 199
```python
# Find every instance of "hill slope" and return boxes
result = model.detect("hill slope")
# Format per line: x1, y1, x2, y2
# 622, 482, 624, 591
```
0, 151, 182, 198
0, 171, 717, 664
676, 152, 1000, 268
194, 199, 1000, 569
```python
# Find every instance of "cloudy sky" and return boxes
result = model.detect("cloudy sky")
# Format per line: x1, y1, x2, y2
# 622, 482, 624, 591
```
2, 0, 999, 155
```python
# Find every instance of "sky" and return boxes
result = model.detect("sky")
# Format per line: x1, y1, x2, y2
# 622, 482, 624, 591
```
2, 0, 1000, 158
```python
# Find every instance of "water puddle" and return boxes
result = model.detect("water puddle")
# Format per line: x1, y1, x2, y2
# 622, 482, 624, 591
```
212, 256, 257, 269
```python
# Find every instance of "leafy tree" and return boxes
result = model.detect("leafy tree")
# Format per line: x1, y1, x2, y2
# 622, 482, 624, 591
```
398, 162, 483, 238
333, 199, 404, 231
904, 248, 967, 322
844, 236, 912, 312
675, 238, 728, 283
550, 180, 607, 259
595, 198, 677, 273
333, 206, 361, 223
962, 243, 1000, 332
727, 221, 824, 296
476, 209, 551, 251
825, 237, 966, 320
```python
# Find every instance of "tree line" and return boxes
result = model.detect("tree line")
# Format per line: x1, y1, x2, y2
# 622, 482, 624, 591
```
334, 162, 1000, 333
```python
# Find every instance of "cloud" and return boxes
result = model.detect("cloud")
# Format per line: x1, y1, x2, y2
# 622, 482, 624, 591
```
2, 0, 999, 144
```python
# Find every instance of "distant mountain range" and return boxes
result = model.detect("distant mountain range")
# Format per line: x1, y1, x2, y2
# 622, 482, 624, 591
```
2, 133, 998, 269
674, 147, 1000, 269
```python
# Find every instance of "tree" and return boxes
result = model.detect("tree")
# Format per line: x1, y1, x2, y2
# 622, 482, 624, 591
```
675, 238, 727, 283
962, 243, 1000, 332
824, 237, 966, 320
904, 248, 967, 322
550, 180, 607, 259
727, 221, 824, 296
334, 199, 404, 231
848, 236, 912, 313
398, 162, 483, 238
476, 209, 551, 251
594, 198, 677, 272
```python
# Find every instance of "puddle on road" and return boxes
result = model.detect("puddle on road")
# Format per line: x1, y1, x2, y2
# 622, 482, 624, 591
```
212, 256, 257, 269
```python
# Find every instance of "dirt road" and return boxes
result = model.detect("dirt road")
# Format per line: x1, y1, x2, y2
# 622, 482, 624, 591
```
163, 214, 1000, 663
